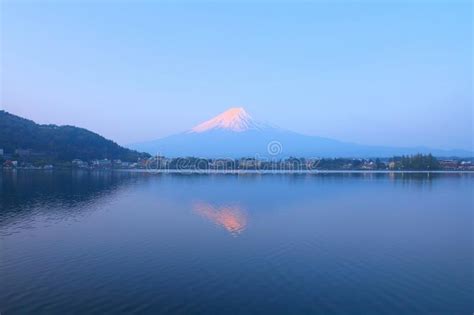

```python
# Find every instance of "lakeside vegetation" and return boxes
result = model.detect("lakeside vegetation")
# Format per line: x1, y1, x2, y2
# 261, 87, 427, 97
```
391, 154, 440, 171
137, 154, 469, 171
3, 154, 472, 171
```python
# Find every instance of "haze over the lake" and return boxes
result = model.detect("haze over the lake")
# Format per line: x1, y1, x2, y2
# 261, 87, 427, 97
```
1, 1, 472, 150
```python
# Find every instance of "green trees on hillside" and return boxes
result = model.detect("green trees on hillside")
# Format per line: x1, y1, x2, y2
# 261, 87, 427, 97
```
0, 110, 149, 162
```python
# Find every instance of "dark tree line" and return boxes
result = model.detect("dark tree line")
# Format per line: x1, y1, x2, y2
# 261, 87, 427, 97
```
390, 154, 440, 170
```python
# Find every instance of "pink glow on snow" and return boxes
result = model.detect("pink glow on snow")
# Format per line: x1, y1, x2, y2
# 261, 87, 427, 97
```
190, 107, 264, 133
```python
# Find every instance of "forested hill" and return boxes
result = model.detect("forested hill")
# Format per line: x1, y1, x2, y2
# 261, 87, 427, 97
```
0, 110, 149, 162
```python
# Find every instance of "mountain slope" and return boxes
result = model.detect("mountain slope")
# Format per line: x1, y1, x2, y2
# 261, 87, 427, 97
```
130, 107, 472, 158
0, 110, 149, 162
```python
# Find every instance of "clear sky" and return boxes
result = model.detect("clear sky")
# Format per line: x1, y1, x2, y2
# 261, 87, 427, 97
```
1, 1, 472, 150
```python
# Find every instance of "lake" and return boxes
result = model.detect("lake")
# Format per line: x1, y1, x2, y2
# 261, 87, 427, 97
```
1, 171, 472, 314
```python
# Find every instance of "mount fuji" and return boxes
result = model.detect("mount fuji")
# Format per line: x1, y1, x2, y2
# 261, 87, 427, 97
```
130, 107, 472, 158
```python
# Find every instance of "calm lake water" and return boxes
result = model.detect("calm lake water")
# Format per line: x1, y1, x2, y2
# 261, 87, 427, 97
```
1, 171, 473, 314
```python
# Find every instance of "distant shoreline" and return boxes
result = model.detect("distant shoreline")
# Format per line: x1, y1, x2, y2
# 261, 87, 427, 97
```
3, 169, 473, 175
121, 169, 474, 175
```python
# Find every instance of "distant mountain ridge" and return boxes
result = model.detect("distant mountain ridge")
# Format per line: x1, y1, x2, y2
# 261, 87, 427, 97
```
0, 110, 149, 162
130, 107, 472, 158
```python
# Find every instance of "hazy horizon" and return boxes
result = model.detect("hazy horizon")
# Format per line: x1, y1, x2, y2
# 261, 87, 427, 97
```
1, 1, 472, 150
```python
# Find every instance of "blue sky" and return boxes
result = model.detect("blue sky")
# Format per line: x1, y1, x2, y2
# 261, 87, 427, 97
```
1, 1, 472, 150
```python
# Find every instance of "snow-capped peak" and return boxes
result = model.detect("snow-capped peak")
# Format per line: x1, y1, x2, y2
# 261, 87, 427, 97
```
190, 107, 267, 133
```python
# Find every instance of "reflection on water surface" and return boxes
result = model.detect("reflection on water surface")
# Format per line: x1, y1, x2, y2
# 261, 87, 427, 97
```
1, 171, 472, 314
193, 201, 247, 235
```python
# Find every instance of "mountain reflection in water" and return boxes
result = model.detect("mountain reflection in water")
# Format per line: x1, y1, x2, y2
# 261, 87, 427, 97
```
193, 201, 247, 235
